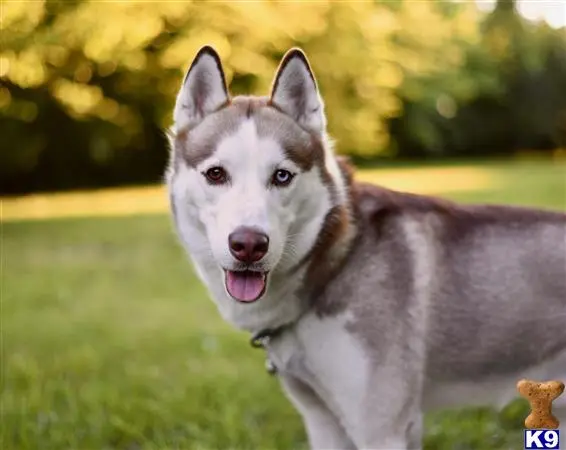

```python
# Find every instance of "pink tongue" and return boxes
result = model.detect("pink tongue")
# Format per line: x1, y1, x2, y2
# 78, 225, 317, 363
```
226, 271, 266, 302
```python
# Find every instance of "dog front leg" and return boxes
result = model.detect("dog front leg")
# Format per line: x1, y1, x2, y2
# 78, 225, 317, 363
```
280, 374, 356, 450
322, 361, 424, 450
356, 412, 423, 450
351, 376, 423, 450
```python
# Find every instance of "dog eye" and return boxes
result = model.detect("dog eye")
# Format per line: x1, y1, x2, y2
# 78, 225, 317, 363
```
272, 169, 295, 187
203, 166, 228, 185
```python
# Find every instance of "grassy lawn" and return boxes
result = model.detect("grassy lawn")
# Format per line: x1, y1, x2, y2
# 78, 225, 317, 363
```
2, 159, 565, 450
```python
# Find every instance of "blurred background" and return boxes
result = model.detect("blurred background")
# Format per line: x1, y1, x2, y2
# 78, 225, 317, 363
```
2, 1, 565, 449
2, 0, 566, 195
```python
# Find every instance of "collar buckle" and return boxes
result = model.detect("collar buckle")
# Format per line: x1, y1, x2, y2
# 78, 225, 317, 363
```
250, 326, 286, 376
250, 330, 273, 349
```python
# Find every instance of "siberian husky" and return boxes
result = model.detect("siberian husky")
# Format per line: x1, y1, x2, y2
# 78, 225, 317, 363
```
166, 46, 566, 449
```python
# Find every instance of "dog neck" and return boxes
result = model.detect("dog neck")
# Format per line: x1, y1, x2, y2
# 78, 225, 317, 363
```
302, 157, 358, 300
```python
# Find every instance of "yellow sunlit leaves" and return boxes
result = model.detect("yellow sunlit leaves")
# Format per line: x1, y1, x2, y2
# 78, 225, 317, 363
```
121, 53, 147, 72
1, 0, 489, 156
451, 4, 482, 42
1, 0, 45, 34
51, 80, 103, 116
94, 98, 120, 121
155, 1, 194, 25
45, 46, 69, 68
74, 62, 93, 84
0, 55, 10, 77
230, 47, 273, 78
4, 49, 46, 88
160, 32, 231, 70
49, 77, 141, 132
363, 8, 400, 39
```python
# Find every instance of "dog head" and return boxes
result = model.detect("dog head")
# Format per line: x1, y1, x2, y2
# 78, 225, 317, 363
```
167, 46, 349, 308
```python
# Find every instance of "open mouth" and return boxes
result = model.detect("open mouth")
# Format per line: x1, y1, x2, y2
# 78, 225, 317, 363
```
224, 270, 268, 303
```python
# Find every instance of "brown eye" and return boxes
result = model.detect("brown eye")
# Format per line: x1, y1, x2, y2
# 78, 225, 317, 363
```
204, 167, 228, 185
272, 169, 295, 187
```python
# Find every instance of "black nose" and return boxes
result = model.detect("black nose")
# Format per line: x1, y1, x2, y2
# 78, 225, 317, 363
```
228, 227, 269, 263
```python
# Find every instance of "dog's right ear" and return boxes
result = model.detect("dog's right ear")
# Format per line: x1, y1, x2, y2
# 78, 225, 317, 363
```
173, 46, 229, 130
270, 48, 326, 134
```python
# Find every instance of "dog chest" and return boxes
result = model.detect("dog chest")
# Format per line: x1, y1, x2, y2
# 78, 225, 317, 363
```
266, 312, 372, 422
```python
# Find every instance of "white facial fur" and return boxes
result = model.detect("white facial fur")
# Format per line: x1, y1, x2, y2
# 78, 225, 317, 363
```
168, 123, 333, 329
187, 118, 333, 274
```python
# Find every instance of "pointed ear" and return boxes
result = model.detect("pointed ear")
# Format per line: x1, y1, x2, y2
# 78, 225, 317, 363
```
173, 46, 229, 130
270, 48, 326, 134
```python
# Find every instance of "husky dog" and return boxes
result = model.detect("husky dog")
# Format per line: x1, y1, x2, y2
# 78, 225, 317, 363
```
166, 46, 566, 449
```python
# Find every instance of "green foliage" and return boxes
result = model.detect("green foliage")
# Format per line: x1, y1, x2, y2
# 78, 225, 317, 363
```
1, 0, 565, 193
391, 1, 566, 158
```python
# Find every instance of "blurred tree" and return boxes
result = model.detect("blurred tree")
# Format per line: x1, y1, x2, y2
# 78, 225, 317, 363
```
1, 0, 564, 193
390, 0, 566, 159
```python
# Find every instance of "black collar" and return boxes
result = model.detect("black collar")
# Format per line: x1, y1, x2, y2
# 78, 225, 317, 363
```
249, 324, 290, 375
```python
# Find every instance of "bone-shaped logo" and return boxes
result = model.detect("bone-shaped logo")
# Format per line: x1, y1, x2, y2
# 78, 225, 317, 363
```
517, 379, 565, 429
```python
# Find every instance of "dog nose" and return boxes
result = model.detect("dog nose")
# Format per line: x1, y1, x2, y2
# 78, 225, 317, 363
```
228, 227, 269, 263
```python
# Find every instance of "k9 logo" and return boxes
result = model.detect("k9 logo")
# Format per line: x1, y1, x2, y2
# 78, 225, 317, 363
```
524, 430, 560, 449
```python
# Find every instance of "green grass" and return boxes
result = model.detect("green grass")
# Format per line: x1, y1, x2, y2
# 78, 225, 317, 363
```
2, 160, 565, 450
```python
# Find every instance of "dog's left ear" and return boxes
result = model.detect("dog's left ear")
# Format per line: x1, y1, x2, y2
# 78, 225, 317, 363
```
270, 48, 326, 134
173, 45, 229, 131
